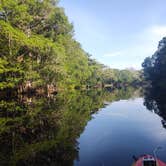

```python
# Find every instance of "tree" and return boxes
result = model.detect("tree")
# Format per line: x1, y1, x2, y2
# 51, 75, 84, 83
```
142, 37, 166, 90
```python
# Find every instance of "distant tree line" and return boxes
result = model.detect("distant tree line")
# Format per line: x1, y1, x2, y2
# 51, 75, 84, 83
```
101, 67, 142, 88
0, 0, 141, 94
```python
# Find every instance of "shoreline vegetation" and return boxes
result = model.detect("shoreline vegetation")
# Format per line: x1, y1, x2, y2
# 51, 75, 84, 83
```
0, 0, 142, 95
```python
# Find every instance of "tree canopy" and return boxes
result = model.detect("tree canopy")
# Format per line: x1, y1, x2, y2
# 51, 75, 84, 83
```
142, 37, 166, 90
0, 0, 141, 93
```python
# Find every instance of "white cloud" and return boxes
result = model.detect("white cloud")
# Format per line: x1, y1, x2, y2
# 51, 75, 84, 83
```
103, 51, 124, 57
135, 25, 166, 56
101, 25, 166, 69
106, 63, 141, 70
150, 25, 166, 37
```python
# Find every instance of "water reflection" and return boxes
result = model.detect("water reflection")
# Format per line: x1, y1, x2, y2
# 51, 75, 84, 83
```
0, 87, 138, 165
144, 87, 166, 129
74, 88, 166, 166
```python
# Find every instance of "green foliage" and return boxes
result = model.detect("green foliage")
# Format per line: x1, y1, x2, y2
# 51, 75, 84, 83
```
0, 0, 100, 91
0, 57, 24, 89
0, 19, 65, 89
101, 67, 141, 87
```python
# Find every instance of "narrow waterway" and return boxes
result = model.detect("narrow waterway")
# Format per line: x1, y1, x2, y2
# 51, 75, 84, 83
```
75, 97, 166, 166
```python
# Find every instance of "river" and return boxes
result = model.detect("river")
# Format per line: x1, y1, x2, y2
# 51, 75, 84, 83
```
74, 97, 166, 166
0, 87, 166, 165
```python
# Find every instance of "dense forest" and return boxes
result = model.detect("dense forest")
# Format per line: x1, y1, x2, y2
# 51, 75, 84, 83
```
142, 37, 166, 90
0, 0, 141, 94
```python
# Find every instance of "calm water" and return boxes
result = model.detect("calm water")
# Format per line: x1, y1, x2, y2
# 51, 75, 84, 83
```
74, 98, 166, 166
0, 87, 166, 165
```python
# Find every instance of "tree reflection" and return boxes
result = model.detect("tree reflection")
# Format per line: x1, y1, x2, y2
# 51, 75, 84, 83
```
144, 87, 166, 129
0, 87, 139, 165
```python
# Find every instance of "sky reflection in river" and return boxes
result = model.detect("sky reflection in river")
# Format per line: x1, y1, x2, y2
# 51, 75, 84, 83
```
75, 98, 166, 166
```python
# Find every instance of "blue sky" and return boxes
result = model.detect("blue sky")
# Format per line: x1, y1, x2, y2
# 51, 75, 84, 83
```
59, 0, 166, 69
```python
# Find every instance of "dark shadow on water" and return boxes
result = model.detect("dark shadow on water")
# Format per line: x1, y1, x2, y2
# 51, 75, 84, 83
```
144, 87, 166, 129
